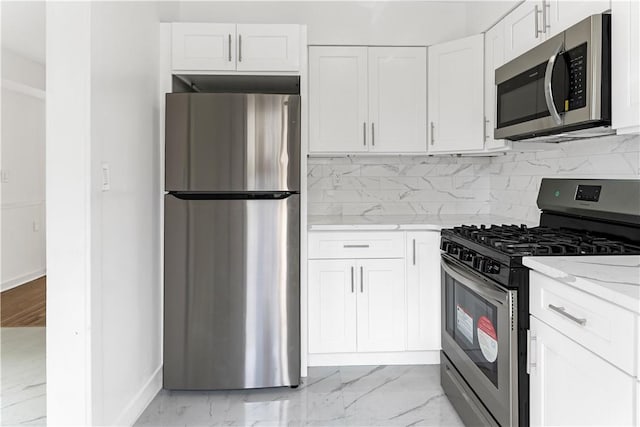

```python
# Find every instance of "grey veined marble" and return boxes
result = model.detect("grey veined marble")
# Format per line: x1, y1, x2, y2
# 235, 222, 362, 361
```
135, 365, 464, 427
0, 327, 47, 426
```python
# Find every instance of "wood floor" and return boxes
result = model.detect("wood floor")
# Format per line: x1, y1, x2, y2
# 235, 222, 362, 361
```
1, 276, 46, 327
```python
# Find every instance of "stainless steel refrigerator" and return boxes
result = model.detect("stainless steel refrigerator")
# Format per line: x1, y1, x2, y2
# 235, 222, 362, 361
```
163, 93, 301, 390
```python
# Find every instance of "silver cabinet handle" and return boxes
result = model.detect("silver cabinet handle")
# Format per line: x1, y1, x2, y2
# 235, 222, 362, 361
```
371, 123, 375, 146
430, 122, 435, 145
548, 304, 587, 326
363, 122, 366, 146
343, 244, 369, 248
527, 329, 537, 374
360, 266, 364, 293
351, 266, 355, 293
543, 0, 549, 33
228, 34, 232, 62
535, 4, 541, 38
412, 239, 416, 265
543, 42, 565, 126
238, 34, 242, 62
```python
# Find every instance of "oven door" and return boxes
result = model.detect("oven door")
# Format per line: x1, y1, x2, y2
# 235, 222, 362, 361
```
441, 255, 518, 427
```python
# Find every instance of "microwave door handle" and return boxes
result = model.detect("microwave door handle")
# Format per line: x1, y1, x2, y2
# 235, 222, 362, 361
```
544, 42, 564, 126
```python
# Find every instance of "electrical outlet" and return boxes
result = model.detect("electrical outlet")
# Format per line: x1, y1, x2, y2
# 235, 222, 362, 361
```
101, 163, 110, 191
1, 169, 9, 183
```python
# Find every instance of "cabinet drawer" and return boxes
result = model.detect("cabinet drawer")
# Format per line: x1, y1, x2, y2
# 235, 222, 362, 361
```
530, 270, 637, 376
308, 231, 405, 259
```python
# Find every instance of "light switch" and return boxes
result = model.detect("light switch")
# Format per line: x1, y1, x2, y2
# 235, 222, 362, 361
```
101, 163, 110, 191
1, 169, 9, 183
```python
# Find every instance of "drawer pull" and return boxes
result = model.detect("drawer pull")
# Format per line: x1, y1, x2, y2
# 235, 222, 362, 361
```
343, 244, 370, 248
548, 304, 587, 326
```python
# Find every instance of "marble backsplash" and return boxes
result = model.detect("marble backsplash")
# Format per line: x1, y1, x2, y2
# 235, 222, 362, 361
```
307, 133, 640, 221
488, 133, 640, 223
307, 155, 492, 216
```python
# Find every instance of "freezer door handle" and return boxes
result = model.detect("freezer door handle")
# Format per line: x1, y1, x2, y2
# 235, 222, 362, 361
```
170, 191, 298, 200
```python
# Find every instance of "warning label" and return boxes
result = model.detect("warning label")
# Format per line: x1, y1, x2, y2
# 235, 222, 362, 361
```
477, 316, 498, 363
456, 305, 474, 344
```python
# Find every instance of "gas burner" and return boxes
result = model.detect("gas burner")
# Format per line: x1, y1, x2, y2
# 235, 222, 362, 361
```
448, 224, 640, 257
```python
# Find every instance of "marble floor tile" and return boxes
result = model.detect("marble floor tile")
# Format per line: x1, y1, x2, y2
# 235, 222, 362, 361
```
135, 365, 463, 427
0, 327, 47, 426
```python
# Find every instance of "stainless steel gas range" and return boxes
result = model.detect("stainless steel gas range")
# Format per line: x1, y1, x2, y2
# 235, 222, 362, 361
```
439, 178, 640, 426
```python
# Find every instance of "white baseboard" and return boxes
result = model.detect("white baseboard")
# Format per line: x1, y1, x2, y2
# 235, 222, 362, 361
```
1, 269, 46, 292
114, 365, 162, 426
308, 351, 440, 367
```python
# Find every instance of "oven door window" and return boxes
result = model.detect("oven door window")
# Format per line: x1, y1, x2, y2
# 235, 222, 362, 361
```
445, 274, 499, 387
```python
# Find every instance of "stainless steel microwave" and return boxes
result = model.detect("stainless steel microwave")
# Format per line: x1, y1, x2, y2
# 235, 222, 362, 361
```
495, 14, 611, 141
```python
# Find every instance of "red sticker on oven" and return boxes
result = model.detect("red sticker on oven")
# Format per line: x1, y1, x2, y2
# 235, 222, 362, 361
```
477, 316, 498, 363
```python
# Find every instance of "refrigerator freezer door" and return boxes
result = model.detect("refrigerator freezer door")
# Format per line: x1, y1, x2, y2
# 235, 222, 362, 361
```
165, 93, 301, 192
163, 193, 300, 390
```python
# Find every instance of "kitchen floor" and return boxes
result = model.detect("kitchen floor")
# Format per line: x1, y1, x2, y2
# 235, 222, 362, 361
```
0, 327, 47, 426
135, 365, 463, 426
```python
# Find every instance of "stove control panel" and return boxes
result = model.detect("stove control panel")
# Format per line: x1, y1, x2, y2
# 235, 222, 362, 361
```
575, 184, 601, 202
441, 240, 501, 276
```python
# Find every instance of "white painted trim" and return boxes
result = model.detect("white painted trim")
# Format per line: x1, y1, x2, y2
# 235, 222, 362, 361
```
615, 127, 640, 135
1, 79, 46, 99
113, 365, 162, 426
308, 350, 440, 367
1, 200, 45, 210
1, 269, 46, 292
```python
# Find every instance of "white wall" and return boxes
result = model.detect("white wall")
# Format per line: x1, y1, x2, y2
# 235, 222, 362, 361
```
174, 1, 471, 45
47, 1, 162, 425
1, 47, 46, 291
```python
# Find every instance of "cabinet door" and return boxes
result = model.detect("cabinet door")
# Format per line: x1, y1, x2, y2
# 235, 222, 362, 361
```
546, 0, 610, 37
529, 317, 634, 426
356, 259, 406, 352
309, 47, 369, 153
368, 47, 427, 153
172, 23, 236, 71
308, 260, 357, 354
612, 0, 640, 134
235, 24, 300, 72
406, 232, 441, 351
484, 21, 508, 151
503, 1, 544, 62
428, 34, 484, 153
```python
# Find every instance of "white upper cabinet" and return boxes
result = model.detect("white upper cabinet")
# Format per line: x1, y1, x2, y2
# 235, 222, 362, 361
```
172, 23, 301, 72
503, 1, 546, 63
503, 0, 611, 63
309, 46, 428, 154
546, 0, 611, 37
172, 23, 237, 71
428, 34, 484, 153
309, 47, 369, 153
235, 24, 300, 72
484, 20, 506, 150
368, 47, 427, 153
612, 0, 640, 134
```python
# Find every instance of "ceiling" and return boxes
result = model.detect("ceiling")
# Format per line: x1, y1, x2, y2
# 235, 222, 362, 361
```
1, 1, 46, 64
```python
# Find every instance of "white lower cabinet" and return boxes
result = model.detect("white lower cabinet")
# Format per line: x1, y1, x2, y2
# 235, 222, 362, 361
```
406, 232, 441, 351
308, 230, 442, 362
308, 258, 405, 354
529, 317, 635, 426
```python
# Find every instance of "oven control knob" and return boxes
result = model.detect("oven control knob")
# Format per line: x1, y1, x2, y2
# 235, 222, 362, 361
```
460, 249, 475, 262
473, 255, 485, 271
449, 244, 460, 255
441, 241, 451, 252
484, 260, 501, 274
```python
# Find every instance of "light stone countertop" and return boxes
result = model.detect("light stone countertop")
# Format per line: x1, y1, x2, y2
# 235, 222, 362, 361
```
308, 214, 533, 231
523, 256, 640, 314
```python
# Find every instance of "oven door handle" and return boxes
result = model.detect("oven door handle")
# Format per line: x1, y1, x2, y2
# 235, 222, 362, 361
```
441, 258, 508, 306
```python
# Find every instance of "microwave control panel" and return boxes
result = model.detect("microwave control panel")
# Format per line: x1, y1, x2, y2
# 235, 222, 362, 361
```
565, 43, 588, 112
